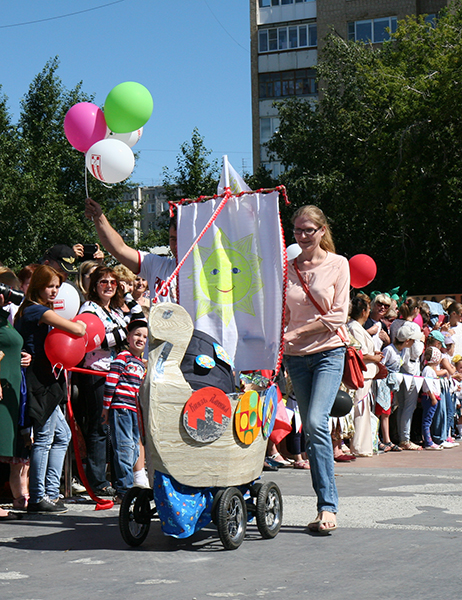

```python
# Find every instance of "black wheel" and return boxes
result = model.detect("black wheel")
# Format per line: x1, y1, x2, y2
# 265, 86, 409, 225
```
256, 482, 283, 539
217, 487, 247, 550
119, 487, 153, 547
211, 489, 224, 526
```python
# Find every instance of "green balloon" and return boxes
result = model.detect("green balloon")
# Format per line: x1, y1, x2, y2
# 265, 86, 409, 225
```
104, 82, 153, 133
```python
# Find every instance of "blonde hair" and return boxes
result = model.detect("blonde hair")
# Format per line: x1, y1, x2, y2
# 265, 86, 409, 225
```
291, 205, 336, 253
113, 264, 136, 283
0, 267, 20, 289
75, 260, 100, 297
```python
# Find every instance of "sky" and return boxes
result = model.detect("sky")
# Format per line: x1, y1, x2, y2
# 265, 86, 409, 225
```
1, 0, 253, 187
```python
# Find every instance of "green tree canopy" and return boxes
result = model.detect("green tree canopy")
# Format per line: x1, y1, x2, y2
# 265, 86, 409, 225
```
162, 127, 220, 202
0, 57, 136, 271
269, 2, 462, 294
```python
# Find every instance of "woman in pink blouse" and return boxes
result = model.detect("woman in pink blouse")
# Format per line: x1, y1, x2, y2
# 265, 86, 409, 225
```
284, 205, 350, 534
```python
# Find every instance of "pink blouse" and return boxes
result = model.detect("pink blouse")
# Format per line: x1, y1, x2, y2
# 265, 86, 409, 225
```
284, 252, 350, 356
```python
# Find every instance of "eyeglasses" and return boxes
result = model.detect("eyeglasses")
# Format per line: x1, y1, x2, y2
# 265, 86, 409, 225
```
293, 227, 321, 237
98, 279, 117, 288
376, 301, 390, 308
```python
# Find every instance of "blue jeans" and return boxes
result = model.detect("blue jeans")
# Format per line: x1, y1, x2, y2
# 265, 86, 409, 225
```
285, 347, 345, 514
430, 389, 447, 445
397, 380, 419, 443
109, 408, 140, 496
78, 373, 110, 491
29, 405, 71, 503
421, 394, 438, 447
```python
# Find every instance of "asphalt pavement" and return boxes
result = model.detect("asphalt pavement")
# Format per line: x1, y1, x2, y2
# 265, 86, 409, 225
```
1, 445, 462, 600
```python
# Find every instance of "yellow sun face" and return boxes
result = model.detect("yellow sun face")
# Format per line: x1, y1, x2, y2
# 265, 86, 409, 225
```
199, 248, 252, 305
191, 228, 263, 326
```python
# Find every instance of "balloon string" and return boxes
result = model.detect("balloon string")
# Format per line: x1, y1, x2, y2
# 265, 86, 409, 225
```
85, 164, 89, 198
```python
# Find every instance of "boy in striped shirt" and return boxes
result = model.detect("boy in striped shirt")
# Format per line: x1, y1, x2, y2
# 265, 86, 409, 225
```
102, 319, 148, 502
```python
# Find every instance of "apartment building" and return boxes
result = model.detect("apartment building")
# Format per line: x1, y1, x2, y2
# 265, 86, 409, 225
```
250, 0, 448, 176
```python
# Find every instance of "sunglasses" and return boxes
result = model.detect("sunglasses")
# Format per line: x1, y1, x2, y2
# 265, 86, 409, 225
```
98, 279, 117, 288
376, 301, 390, 308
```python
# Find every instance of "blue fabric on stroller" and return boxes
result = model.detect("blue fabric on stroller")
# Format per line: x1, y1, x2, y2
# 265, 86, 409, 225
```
154, 471, 214, 538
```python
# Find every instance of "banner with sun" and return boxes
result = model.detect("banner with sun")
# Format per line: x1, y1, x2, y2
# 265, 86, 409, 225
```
176, 190, 285, 373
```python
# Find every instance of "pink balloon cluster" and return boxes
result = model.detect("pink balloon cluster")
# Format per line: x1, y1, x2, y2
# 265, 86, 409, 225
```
63, 82, 152, 184
45, 314, 106, 370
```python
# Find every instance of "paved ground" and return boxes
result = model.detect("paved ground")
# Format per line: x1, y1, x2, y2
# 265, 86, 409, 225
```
1, 446, 462, 600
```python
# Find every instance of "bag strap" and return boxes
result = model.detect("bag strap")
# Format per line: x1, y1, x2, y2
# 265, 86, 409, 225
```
293, 258, 349, 345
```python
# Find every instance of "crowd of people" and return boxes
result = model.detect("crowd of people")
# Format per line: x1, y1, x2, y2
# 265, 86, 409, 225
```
0, 239, 157, 519
1, 198, 460, 538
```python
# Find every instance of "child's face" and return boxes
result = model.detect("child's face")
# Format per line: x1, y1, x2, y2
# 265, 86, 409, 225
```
444, 343, 454, 357
456, 361, 462, 373
428, 339, 442, 350
128, 326, 148, 356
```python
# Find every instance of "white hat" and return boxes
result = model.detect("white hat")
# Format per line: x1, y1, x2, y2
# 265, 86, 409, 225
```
396, 322, 422, 342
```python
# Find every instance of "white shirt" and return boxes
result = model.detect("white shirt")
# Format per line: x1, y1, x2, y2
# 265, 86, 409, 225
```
136, 251, 176, 304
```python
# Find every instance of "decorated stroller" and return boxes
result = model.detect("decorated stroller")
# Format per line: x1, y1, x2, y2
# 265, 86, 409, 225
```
118, 169, 287, 550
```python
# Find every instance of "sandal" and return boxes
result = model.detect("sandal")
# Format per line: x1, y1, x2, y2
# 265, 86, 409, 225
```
378, 442, 391, 452
268, 453, 292, 467
385, 443, 402, 452
293, 460, 310, 470
308, 511, 337, 534
399, 441, 421, 451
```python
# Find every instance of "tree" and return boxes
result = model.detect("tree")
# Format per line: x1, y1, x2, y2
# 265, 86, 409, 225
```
269, 2, 462, 294
0, 58, 137, 270
162, 127, 220, 202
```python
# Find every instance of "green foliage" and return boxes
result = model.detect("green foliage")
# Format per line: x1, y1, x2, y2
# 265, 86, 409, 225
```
269, 2, 462, 294
0, 57, 136, 271
162, 127, 220, 202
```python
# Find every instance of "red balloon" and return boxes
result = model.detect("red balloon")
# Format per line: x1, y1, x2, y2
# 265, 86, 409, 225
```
349, 254, 377, 288
73, 313, 105, 352
45, 329, 86, 370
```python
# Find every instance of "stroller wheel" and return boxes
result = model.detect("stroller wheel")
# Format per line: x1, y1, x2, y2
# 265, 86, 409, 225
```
217, 487, 247, 550
119, 487, 153, 547
256, 482, 283, 539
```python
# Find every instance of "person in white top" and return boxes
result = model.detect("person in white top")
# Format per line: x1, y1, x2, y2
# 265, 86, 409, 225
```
347, 295, 383, 457
84, 198, 177, 304
395, 322, 425, 450
442, 302, 462, 356
421, 346, 446, 450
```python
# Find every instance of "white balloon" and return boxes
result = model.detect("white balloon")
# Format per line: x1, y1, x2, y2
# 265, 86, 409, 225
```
106, 127, 143, 148
53, 282, 80, 320
286, 243, 302, 261
85, 138, 135, 183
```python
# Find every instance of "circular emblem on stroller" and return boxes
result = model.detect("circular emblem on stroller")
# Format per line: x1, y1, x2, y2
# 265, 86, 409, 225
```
183, 387, 232, 443
235, 390, 262, 445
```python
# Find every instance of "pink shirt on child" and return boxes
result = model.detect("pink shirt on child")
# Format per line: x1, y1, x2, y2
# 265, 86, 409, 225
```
284, 252, 350, 356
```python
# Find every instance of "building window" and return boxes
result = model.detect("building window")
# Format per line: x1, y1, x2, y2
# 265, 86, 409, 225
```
147, 203, 156, 214
259, 23, 317, 53
259, 69, 317, 99
260, 116, 280, 145
348, 17, 397, 43
261, 161, 285, 178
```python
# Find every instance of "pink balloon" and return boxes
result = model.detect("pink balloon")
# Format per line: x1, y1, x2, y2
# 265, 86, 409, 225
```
73, 313, 105, 353
45, 329, 86, 370
349, 254, 377, 288
64, 102, 107, 153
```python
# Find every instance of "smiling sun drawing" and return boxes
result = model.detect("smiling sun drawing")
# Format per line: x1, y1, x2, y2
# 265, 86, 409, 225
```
191, 228, 263, 326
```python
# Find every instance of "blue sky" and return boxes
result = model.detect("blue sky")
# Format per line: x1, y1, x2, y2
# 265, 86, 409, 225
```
1, 0, 252, 186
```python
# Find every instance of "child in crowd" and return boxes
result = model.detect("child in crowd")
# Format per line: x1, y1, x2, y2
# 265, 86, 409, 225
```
421, 346, 447, 450
375, 323, 421, 452
102, 319, 148, 502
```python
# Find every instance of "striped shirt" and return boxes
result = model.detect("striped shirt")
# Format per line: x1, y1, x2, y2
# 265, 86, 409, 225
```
103, 350, 146, 412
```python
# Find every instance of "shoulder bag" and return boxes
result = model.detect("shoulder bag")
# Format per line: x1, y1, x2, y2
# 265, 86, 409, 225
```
292, 258, 367, 390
